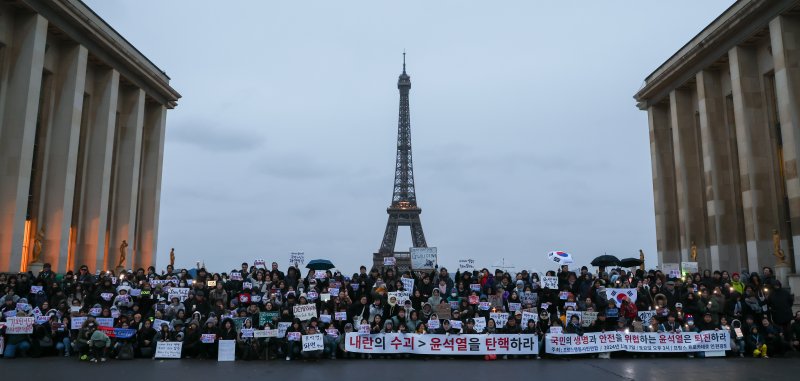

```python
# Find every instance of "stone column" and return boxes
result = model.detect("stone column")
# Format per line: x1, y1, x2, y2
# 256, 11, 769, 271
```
696, 69, 747, 272
770, 15, 800, 275
648, 103, 681, 265
39, 44, 88, 272
670, 88, 709, 265
0, 14, 47, 272
72, 68, 119, 272
107, 87, 144, 270
729, 46, 782, 272
134, 103, 166, 270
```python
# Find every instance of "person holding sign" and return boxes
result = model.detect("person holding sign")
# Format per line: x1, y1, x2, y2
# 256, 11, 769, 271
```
284, 319, 303, 361
237, 318, 260, 360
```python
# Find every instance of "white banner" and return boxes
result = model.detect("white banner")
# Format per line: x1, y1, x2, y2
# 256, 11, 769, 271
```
345, 333, 537, 355
302, 333, 324, 351
410, 247, 437, 270
293, 304, 317, 321
155, 342, 183, 359
545, 331, 730, 354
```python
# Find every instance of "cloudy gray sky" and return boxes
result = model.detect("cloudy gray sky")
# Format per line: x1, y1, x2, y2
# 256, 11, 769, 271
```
85, 0, 734, 274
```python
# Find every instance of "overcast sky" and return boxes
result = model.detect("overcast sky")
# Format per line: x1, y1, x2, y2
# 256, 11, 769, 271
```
85, 0, 735, 274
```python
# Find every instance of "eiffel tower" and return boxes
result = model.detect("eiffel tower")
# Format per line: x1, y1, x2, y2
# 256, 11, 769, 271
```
373, 53, 428, 272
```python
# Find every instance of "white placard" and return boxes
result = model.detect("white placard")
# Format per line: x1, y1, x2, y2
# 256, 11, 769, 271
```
293, 304, 317, 321
410, 247, 438, 270
289, 252, 305, 266
302, 333, 324, 351
383, 257, 396, 266
458, 259, 476, 271
401, 277, 414, 292
217, 340, 235, 361
490, 312, 509, 327
521, 311, 539, 323
473, 317, 486, 332
681, 262, 699, 276
542, 276, 558, 289
155, 342, 183, 359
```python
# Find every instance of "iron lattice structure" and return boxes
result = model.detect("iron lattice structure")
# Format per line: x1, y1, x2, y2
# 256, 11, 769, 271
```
374, 54, 428, 270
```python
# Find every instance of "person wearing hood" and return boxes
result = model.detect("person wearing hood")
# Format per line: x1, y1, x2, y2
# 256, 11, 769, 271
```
237, 317, 259, 360
427, 289, 442, 307
420, 302, 434, 322
767, 281, 794, 332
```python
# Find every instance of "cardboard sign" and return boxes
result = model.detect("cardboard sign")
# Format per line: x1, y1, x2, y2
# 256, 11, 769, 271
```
490, 312, 509, 327
469, 295, 479, 305
542, 276, 558, 289
6, 317, 34, 334
358, 324, 371, 335
30, 285, 43, 294
335, 311, 348, 321
302, 333, 324, 351
254, 259, 266, 268
314, 270, 327, 280
217, 340, 235, 361
470, 283, 481, 292
435, 303, 452, 320
458, 258, 476, 271
201, 334, 216, 343
207, 280, 217, 288
287, 332, 301, 341
508, 303, 521, 312
293, 304, 317, 321
478, 302, 490, 311
427, 319, 440, 329
383, 257, 396, 266
155, 342, 183, 359
410, 247, 437, 270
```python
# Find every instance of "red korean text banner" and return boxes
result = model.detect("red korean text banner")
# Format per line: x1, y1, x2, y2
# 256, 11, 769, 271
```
345, 333, 538, 355
545, 331, 730, 354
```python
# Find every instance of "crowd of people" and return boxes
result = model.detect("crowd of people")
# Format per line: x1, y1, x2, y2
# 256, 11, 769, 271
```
1, 260, 799, 362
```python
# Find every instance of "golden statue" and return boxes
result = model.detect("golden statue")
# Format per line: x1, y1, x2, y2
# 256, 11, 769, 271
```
170, 248, 175, 267
639, 249, 646, 271
773, 229, 787, 265
31, 227, 45, 263
690, 241, 697, 262
117, 240, 128, 268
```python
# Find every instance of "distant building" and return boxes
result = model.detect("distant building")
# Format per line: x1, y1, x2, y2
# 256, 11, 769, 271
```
0, 0, 180, 272
635, 0, 800, 300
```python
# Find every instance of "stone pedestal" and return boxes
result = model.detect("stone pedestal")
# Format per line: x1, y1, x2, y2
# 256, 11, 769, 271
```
27, 262, 44, 275
774, 263, 791, 286
787, 274, 800, 313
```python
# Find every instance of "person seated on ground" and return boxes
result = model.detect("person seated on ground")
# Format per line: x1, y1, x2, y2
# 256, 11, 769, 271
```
301, 325, 323, 360
746, 325, 768, 358
760, 317, 789, 357
87, 322, 111, 363
790, 311, 800, 352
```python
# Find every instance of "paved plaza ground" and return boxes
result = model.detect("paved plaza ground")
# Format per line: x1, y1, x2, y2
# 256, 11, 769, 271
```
2, 357, 800, 381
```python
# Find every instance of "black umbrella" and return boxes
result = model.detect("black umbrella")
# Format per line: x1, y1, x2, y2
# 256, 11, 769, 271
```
591, 255, 620, 267
619, 257, 643, 268
305, 259, 335, 271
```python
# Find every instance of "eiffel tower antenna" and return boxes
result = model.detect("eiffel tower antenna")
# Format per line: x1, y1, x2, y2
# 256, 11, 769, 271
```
373, 53, 429, 272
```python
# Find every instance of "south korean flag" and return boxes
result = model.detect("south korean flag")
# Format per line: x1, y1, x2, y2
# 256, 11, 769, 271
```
605, 288, 637, 307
